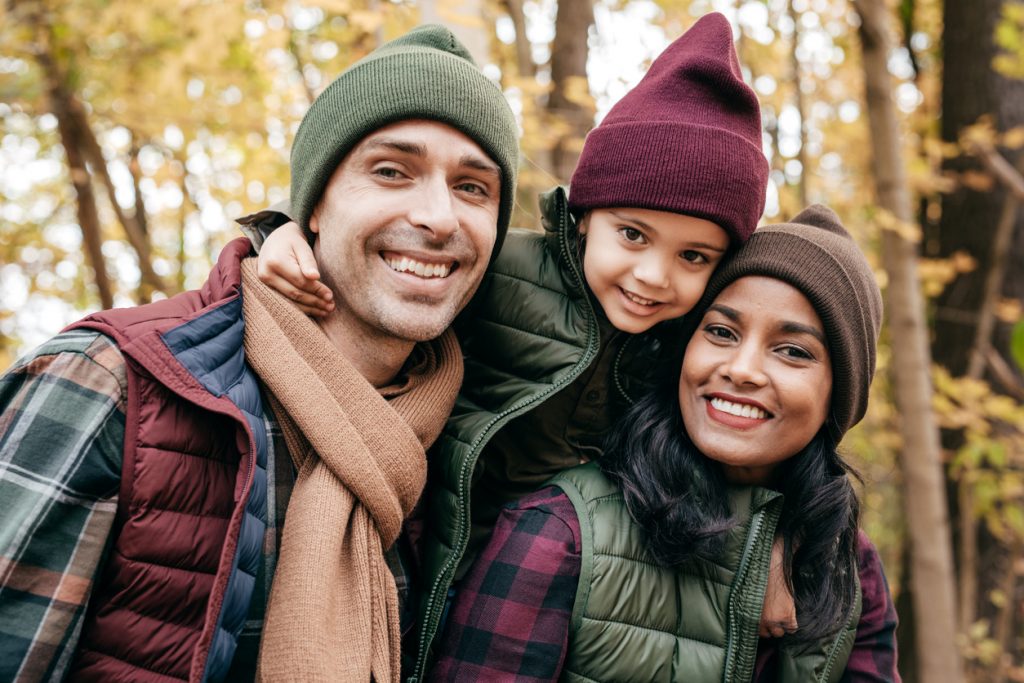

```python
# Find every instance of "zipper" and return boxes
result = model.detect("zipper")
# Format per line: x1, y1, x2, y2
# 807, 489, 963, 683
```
724, 493, 781, 682
724, 508, 764, 679
411, 191, 600, 681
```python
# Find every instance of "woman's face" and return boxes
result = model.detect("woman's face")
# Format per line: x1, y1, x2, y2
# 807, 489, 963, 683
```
678, 276, 832, 485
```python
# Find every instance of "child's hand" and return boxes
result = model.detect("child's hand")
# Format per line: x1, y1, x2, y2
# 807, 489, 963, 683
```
258, 221, 334, 317
759, 536, 798, 638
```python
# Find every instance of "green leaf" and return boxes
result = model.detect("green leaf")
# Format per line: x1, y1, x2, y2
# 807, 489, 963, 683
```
1012, 320, 1024, 372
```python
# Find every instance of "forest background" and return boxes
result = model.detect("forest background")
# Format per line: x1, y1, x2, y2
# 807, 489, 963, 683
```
1, 0, 1022, 680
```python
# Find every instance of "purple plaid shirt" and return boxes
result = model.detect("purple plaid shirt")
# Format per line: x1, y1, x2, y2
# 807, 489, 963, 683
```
432, 486, 900, 682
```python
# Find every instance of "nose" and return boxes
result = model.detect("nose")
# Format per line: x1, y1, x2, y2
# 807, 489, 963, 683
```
718, 342, 768, 387
632, 252, 671, 289
407, 174, 459, 242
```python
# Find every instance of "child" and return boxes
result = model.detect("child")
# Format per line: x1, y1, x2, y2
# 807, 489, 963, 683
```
433, 205, 899, 682
241, 13, 773, 679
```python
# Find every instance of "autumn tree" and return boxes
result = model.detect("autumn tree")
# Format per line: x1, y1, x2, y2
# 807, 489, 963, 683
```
852, 0, 964, 680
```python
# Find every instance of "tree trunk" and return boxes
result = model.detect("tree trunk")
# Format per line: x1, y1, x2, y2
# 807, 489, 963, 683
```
503, 0, 535, 78
419, 0, 489, 66
72, 113, 164, 301
48, 74, 115, 310
16, 0, 162, 305
935, 0, 1024, 378
547, 0, 594, 183
24, 9, 115, 309
934, 2, 1024, 669
787, 0, 808, 208
852, 2, 964, 681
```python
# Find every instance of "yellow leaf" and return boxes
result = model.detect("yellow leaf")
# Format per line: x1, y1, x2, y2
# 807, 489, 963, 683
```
960, 170, 995, 192
1003, 125, 1024, 150
996, 298, 1023, 323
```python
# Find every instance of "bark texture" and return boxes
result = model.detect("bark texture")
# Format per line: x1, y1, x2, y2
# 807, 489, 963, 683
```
853, 1, 964, 680
547, 0, 595, 183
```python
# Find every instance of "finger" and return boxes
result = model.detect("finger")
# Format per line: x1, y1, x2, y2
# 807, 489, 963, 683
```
266, 276, 334, 311
294, 301, 330, 318
258, 257, 314, 293
308, 280, 334, 304
295, 244, 322, 282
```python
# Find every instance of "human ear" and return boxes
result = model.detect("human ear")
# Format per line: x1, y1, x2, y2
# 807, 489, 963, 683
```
577, 211, 591, 236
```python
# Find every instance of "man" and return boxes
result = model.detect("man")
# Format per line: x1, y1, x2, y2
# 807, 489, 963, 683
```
0, 26, 517, 682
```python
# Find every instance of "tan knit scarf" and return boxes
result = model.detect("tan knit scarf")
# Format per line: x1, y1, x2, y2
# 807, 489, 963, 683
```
238, 260, 462, 682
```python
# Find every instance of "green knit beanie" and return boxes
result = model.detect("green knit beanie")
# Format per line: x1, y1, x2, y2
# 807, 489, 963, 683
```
290, 25, 519, 252
695, 205, 883, 439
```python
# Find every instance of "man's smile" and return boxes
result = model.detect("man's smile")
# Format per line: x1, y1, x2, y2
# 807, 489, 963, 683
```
381, 251, 458, 279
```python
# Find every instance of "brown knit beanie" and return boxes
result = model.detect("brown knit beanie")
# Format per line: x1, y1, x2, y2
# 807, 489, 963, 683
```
568, 12, 768, 244
290, 25, 519, 253
695, 204, 883, 438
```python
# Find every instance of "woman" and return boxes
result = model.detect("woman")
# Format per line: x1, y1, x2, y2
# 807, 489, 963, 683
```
432, 204, 899, 682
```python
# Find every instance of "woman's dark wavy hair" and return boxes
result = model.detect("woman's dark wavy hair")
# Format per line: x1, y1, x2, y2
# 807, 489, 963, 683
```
601, 370, 862, 642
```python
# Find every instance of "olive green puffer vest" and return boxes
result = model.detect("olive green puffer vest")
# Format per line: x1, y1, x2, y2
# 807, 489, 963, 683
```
550, 463, 861, 683
408, 188, 668, 681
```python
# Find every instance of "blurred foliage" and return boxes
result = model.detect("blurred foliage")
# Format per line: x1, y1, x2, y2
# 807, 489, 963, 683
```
994, 1, 1024, 78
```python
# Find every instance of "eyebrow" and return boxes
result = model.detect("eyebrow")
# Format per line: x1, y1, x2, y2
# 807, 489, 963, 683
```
361, 138, 500, 179
459, 154, 501, 179
781, 321, 827, 345
364, 138, 426, 156
609, 210, 727, 252
708, 304, 827, 345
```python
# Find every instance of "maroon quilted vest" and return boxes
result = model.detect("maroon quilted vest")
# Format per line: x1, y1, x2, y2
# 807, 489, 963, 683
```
65, 240, 265, 682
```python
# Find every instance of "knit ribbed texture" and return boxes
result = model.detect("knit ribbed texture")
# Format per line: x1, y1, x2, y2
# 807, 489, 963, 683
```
697, 205, 883, 437
239, 260, 463, 682
569, 12, 768, 244
290, 25, 519, 253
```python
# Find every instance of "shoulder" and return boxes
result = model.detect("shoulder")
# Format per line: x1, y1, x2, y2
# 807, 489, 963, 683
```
854, 530, 887, 586
490, 228, 554, 278
494, 486, 582, 557
853, 530, 897, 628
510, 485, 579, 519
7, 331, 127, 411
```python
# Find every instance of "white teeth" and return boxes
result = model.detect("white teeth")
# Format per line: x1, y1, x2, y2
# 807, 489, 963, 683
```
710, 397, 769, 420
386, 256, 452, 279
623, 289, 657, 306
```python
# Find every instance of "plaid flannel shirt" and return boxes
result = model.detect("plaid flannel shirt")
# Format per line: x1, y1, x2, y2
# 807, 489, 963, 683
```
0, 330, 418, 682
432, 486, 900, 682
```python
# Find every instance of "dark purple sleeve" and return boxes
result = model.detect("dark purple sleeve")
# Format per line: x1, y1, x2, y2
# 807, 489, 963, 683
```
841, 530, 901, 683
429, 486, 581, 682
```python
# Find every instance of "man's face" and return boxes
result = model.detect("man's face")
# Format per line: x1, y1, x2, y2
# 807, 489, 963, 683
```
310, 120, 500, 343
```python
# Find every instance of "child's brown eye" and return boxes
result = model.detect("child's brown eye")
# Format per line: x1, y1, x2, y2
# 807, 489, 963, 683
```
620, 227, 643, 242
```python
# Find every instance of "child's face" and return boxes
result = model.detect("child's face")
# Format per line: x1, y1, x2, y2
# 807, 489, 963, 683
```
579, 208, 729, 334
678, 276, 832, 486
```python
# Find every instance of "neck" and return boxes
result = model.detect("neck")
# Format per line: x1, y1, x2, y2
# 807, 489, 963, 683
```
316, 311, 415, 388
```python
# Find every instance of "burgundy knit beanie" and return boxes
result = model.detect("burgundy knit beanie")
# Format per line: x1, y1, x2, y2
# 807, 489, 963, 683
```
695, 205, 883, 439
568, 12, 768, 245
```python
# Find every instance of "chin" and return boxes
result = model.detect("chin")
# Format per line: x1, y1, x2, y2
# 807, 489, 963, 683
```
381, 316, 453, 343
